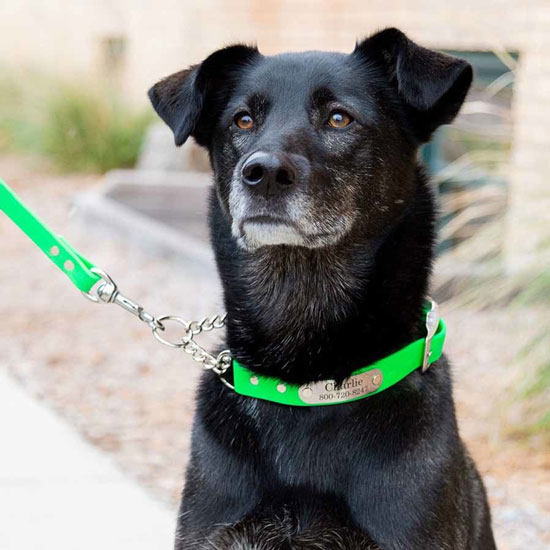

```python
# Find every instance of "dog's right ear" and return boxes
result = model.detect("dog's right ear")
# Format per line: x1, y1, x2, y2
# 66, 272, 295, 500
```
148, 45, 259, 147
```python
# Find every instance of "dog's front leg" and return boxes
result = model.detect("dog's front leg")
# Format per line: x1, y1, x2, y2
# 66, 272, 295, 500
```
177, 504, 380, 550
176, 518, 293, 550
174, 452, 262, 550
347, 450, 495, 550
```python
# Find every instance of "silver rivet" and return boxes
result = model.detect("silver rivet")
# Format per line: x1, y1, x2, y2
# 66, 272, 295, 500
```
50, 246, 60, 257
64, 260, 74, 271
250, 376, 259, 386
302, 387, 312, 397
372, 374, 381, 386
277, 383, 287, 393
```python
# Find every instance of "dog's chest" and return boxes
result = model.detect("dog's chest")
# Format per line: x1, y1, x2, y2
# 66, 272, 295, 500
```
244, 399, 369, 491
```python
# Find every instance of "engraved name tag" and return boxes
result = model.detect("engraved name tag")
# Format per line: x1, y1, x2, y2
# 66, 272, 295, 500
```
298, 369, 383, 405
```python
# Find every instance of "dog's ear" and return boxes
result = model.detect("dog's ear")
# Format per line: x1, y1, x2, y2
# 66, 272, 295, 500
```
354, 28, 473, 141
148, 45, 259, 146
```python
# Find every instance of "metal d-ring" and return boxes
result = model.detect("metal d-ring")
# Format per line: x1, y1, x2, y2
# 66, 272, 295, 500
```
152, 315, 189, 348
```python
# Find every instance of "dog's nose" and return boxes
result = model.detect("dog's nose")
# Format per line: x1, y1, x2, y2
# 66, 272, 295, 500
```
241, 152, 296, 195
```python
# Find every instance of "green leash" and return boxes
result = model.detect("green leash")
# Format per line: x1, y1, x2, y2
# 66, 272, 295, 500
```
0, 178, 446, 407
0, 179, 101, 292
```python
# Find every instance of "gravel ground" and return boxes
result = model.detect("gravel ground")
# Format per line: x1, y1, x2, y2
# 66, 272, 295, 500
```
1, 155, 548, 549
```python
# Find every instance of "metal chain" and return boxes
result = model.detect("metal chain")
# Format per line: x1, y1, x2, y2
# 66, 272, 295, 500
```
82, 268, 232, 380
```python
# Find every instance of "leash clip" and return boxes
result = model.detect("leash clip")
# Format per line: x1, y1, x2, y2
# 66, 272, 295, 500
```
422, 297, 440, 373
82, 267, 163, 331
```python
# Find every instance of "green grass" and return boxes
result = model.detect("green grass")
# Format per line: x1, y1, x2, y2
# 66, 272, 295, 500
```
517, 327, 549, 429
0, 71, 152, 173
442, 222, 550, 441
506, 254, 550, 439
514, 249, 550, 405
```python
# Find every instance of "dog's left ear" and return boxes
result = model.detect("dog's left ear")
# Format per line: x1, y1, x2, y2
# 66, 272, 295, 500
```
148, 45, 259, 146
354, 28, 473, 141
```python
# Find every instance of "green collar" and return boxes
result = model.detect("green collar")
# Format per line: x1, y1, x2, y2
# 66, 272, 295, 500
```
231, 302, 446, 406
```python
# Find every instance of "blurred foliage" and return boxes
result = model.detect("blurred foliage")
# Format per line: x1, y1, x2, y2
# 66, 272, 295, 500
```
41, 88, 152, 172
0, 70, 152, 173
514, 264, 550, 440
443, 232, 549, 440
445, 127, 512, 156
435, 80, 548, 440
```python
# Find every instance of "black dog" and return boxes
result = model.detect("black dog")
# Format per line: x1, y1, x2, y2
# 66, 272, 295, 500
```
149, 28, 496, 549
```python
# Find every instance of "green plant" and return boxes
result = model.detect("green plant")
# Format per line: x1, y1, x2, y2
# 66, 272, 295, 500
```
515, 271, 550, 439
0, 71, 45, 152
0, 70, 152, 173
41, 86, 152, 173
439, 216, 549, 441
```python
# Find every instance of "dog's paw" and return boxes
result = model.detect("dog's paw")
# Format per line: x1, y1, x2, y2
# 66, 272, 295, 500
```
179, 515, 380, 550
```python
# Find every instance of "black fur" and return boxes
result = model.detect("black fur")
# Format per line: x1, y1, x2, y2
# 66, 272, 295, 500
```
149, 28, 495, 549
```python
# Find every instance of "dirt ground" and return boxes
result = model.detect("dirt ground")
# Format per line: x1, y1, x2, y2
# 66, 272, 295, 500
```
1, 154, 548, 549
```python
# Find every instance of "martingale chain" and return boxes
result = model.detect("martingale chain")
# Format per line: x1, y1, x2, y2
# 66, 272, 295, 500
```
83, 268, 231, 377
0, 180, 231, 379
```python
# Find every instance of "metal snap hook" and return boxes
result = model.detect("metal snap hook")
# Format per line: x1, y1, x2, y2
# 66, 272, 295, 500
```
81, 267, 117, 303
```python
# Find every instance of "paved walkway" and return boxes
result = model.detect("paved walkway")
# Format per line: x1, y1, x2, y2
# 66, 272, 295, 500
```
0, 371, 175, 550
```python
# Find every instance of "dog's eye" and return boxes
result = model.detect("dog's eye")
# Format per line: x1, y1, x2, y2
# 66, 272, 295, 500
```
327, 110, 353, 128
234, 112, 254, 130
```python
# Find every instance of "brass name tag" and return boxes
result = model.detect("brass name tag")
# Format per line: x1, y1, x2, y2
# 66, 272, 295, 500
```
298, 369, 383, 405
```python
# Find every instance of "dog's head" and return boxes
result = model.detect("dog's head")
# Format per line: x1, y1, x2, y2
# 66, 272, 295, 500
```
149, 28, 472, 251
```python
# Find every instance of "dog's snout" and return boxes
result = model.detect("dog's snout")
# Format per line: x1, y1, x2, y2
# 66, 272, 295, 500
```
241, 152, 296, 195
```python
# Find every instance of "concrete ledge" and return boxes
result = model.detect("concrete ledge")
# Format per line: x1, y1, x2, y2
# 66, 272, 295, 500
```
72, 170, 216, 274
